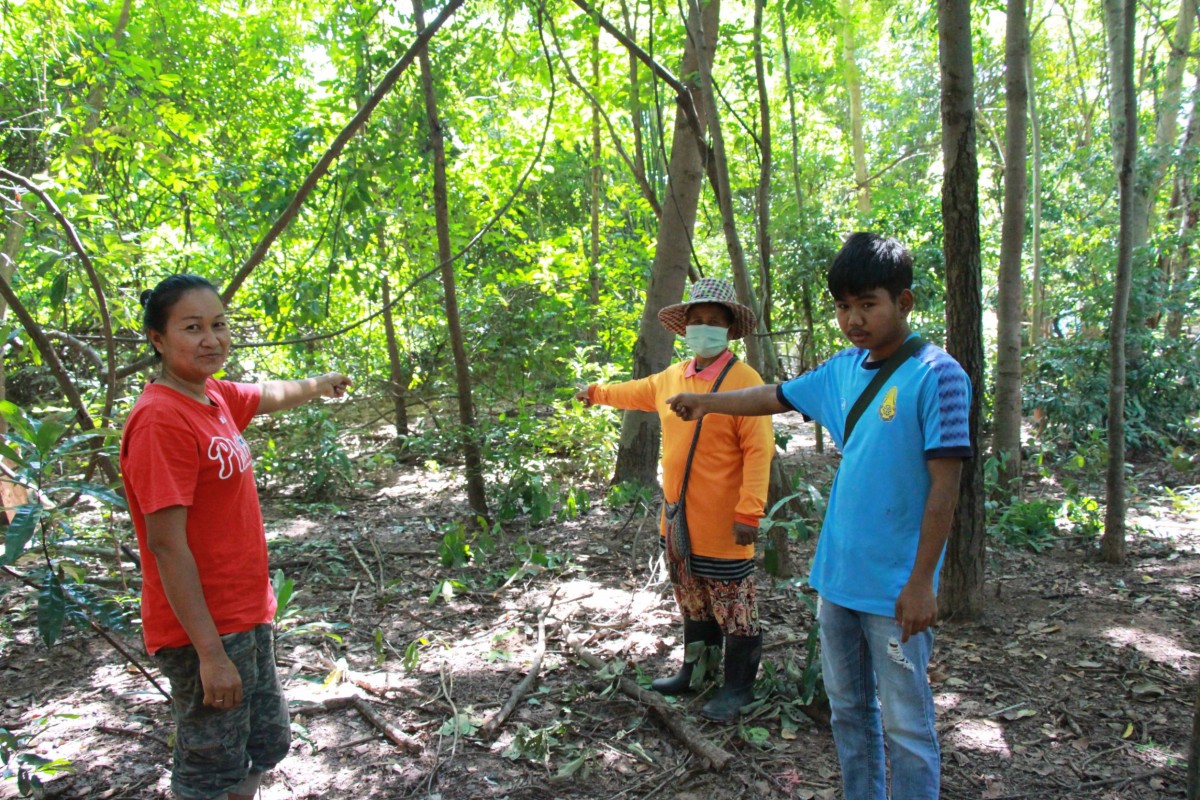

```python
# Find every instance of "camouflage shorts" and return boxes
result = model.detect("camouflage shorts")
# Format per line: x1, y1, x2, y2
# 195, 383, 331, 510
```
153, 624, 291, 800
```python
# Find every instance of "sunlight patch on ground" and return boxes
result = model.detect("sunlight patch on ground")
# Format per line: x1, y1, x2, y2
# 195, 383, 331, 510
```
1129, 510, 1200, 554
945, 718, 1012, 758
551, 579, 669, 625
267, 518, 320, 539
934, 691, 968, 712
375, 470, 460, 500
1103, 626, 1199, 667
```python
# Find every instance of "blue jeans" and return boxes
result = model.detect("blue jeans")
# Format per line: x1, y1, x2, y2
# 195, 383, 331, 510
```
817, 597, 939, 800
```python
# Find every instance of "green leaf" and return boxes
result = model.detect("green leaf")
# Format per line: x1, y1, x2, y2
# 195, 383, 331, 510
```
552, 753, 587, 781
37, 571, 67, 647
49, 429, 120, 461
48, 271, 69, 307
740, 725, 770, 745
32, 419, 68, 458
48, 480, 128, 510
0, 438, 30, 469
0, 402, 35, 441
4, 504, 42, 565
62, 582, 130, 632
272, 570, 295, 621
764, 545, 781, 576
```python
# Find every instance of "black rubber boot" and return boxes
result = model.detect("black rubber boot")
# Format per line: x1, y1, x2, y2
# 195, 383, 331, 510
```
651, 617, 722, 695
700, 632, 762, 722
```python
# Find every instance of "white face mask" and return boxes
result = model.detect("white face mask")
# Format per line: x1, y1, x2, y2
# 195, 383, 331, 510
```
685, 324, 729, 358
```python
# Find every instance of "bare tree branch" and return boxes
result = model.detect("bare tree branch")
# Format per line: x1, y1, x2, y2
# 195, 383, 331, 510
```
220, 0, 467, 303
568, 0, 708, 154
0, 168, 118, 421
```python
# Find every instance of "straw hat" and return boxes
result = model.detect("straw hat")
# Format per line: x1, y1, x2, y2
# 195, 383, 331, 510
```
657, 277, 757, 340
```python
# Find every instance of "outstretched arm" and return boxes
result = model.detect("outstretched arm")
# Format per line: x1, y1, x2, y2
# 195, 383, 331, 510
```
894, 457, 963, 642
665, 384, 787, 421
257, 372, 352, 415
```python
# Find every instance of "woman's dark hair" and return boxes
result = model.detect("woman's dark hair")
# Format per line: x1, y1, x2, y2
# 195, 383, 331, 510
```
140, 274, 220, 357
827, 232, 913, 300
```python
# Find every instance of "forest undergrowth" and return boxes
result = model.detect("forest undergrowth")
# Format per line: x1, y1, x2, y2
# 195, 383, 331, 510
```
1, 421, 1198, 800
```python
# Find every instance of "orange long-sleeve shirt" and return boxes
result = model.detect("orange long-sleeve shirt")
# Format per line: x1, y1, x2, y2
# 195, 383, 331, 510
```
589, 353, 774, 561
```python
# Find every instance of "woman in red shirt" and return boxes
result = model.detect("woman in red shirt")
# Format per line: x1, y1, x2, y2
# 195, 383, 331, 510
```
121, 274, 350, 800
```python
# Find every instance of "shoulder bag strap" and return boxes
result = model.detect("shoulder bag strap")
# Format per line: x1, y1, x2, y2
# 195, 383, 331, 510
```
678, 355, 739, 502
843, 337, 927, 446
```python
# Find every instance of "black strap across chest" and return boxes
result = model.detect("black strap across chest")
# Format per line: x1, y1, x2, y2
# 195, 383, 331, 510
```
843, 336, 927, 446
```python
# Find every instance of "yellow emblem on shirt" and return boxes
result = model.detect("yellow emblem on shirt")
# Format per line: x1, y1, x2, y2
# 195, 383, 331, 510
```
879, 386, 899, 422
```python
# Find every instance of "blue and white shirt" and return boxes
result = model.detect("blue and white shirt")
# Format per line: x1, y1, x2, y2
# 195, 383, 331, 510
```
777, 336, 973, 617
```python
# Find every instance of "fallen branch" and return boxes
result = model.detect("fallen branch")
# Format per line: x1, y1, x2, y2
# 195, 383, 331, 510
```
565, 633, 732, 771
289, 695, 357, 717
349, 696, 422, 754
478, 590, 559, 740
289, 693, 421, 754
94, 724, 169, 749
318, 653, 415, 698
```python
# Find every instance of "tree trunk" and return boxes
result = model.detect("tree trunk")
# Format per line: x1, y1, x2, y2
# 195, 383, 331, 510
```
1027, 45, 1045, 344
936, 0, 987, 619
221, 0, 464, 303
612, 0, 720, 487
1131, 0, 1194, 255
1189, 670, 1200, 799
841, 0, 870, 217
381, 273, 409, 438
0, 196, 27, 427
1100, 0, 1137, 564
619, 0, 654, 219
993, 0, 1029, 497
753, 0, 774, 364
693, 0, 768, 376
1165, 60, 1200, 339
588, 27, 603, 342
414, 0, 489, 519
778, 3, 824, 452
750, 0, 790, 575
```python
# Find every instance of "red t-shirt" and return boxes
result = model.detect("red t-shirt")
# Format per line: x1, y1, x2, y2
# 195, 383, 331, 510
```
120, 378, 276, 654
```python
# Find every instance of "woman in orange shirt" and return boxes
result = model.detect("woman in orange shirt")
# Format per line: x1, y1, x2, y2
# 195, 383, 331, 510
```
577, 278, 773, 722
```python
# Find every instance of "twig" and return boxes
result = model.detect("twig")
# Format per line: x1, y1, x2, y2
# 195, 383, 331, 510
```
94, 724, 169, 749
477, 589, 560, 739
348, 580, 360, 624
365, 533, 386, 592
0, 271, 118, 483
565, 632, 733, 770
86, 618, 171, 702
345, 538, 376, 590
289, 695, 357, 717
425, 663, 458, 795
567, 0, 706, 151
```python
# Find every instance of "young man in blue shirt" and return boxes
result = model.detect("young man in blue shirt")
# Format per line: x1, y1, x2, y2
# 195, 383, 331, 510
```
665, 232, 972, 800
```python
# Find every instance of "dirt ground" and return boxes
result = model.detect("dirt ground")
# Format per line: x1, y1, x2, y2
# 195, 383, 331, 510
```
2, 422, 1198, 800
